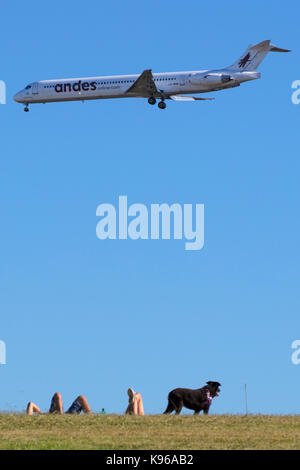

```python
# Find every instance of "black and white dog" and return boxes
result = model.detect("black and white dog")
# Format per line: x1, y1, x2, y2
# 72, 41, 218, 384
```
163, 381, 221, 415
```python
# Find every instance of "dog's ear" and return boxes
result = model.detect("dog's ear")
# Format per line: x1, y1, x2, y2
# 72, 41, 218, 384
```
207, 381, 221, 387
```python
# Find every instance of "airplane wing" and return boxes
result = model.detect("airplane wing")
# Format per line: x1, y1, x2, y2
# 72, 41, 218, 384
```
169, 95, 215, 101
126, 69, 158, 97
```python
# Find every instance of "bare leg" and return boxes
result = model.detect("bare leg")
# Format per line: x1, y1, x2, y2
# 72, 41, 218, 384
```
49, 392, 63, 414
137, 393, 145, 415
26, 402, 42, 415
76, 395, 92, 414
135, 393, 145, 415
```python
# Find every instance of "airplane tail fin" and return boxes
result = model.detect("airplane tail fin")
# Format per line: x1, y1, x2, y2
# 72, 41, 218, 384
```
227, 40, 291, 71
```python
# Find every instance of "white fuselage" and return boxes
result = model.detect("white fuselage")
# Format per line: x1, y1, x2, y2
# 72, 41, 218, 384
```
14, 69, 260, 105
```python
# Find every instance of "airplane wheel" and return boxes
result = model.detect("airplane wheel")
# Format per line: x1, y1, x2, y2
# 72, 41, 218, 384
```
24, 106, 29, 112
148, 97, 156, 105
158, 101, 166, 109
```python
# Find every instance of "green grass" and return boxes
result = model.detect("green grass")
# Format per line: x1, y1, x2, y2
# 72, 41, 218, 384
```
0, 414, 299, 450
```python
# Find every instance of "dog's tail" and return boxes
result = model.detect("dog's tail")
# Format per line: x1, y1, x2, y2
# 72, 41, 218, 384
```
163, 393, 179, 414
163, 397, 173, 414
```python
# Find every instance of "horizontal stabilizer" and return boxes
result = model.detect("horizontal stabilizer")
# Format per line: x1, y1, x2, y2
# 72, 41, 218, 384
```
269, 44, 291, 53
169, 95, 214, 101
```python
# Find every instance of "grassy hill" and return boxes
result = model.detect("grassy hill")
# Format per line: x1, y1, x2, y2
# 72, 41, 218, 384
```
0, 414, 299, 450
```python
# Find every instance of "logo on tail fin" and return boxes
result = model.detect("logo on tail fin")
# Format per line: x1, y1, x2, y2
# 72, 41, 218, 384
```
238, 52, 251, 68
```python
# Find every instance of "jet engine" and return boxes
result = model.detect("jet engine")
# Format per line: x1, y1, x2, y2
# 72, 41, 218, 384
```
190, 72, 234, 85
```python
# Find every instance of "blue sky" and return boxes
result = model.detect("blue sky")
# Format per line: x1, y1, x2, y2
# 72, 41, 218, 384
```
1, 0, 299, 415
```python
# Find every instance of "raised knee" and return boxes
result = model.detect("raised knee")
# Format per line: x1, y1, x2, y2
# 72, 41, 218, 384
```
26, 402, 34, 414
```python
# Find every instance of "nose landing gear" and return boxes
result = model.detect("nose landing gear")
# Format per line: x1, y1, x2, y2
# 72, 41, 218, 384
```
24, 105, 29, 112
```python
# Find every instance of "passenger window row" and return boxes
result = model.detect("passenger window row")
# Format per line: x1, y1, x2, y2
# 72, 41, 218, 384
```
41, 77, 178, 89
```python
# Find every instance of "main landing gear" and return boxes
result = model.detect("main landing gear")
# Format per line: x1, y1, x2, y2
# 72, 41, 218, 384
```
24, 105, 29, 112
148, 97, 167, 109
158, 101, 166, 109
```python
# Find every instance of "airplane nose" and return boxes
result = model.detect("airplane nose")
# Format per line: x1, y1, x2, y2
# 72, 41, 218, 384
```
14, 91, 24, 103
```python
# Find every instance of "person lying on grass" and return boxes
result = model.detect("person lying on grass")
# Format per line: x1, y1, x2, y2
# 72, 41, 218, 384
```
125, 388, 145, 415
26, 392, 91, 415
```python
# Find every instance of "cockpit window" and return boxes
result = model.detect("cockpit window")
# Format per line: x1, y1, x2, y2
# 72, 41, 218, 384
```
25, 85, 32, 90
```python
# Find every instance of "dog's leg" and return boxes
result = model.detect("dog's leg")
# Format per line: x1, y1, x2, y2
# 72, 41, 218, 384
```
175, 401, 183, 415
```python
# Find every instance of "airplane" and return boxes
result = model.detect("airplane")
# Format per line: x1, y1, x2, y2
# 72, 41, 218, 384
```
14, 40, 290, 112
